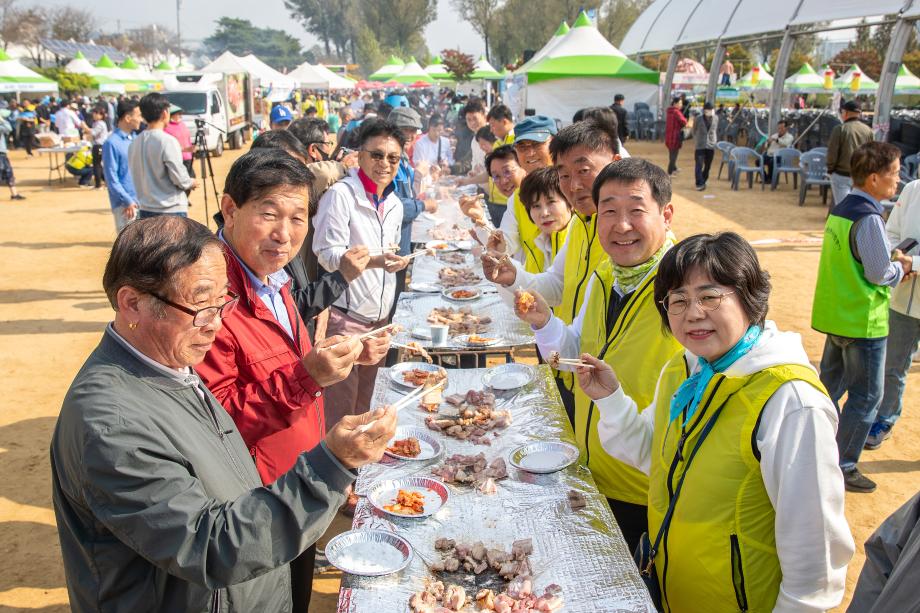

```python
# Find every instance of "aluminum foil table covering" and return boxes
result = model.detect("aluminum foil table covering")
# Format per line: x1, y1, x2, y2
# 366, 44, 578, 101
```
391, 291, 534, 352
409, 251, 494, 291
410, 195, 476, 244
337, 366, 656, 613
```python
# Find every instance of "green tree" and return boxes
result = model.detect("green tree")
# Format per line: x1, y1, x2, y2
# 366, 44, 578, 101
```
441, 48, 475, 82
359, 0, 437, 54
598, 0, 652, 47
452, 0, 503, 62
354, 25, 385, 77
285, 0, 358, 61
203, 18, 305, 71
36, 67, 93, 96
832, 47, 882, 80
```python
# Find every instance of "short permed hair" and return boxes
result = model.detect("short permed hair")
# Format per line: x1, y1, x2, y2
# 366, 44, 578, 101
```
487, 104, 513, 122
463, 100, 486, 116
223, 148, 315, 209
549, 119, 619, 163
138, 93, 170, 123
476, 125, 496, 143
519, 166, 570, 222
356, 118, 406, 149
485, 145, 518, 175
654, 232, 771, 331
103, 216, 222, 308
250, 129, 310, 161
287, 117, 329, 148
851, 141, 901, 186
592, 157, 672, 209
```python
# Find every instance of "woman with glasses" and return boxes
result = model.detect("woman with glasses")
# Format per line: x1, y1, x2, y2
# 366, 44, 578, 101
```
50, 215, 397, 612
577, 232, 854, 613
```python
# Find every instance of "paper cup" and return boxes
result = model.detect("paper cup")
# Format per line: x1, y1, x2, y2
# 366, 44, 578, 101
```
430, 324, 448, 345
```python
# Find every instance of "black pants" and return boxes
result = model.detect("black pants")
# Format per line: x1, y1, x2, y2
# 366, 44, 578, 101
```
20, 127, 33, 155
290, 544, 316, 613
667, 148, 680, 174
607, 498, 648, 555
694, 148, 714, 187
763, 155, 774, 182
91, 144, 103, 188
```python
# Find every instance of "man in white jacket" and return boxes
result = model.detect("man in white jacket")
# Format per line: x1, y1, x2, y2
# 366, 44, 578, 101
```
869, 179, 920, 448
312, 119, 408, 427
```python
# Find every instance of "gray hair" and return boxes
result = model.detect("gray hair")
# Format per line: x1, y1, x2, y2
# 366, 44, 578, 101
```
103, 216, 222, 311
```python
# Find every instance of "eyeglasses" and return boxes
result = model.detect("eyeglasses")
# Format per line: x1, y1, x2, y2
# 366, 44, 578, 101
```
491, 167, 519, 183
363, 150, 401, 166
513, 140, 543, 152
310, 140, 335, 148
150, 291, 240, 327
659, 290, 735, 316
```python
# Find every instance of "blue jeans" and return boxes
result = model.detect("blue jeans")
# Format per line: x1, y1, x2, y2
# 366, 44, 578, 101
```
878, 308, 920, 429
67, 166, 93, 186
819, 334, 886, 471
694, 148, 714, 187
830, 173, 853, 205
138, 210, 188, 219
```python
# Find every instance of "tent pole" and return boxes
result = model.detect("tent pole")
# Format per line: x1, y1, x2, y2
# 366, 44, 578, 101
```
661, 52, 679, 120
874, 14, 915, 141
706, 43, 725, 105
768, 27, 796, 137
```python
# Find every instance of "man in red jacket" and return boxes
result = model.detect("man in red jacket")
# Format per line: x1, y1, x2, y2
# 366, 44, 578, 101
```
196, 148, 391, 612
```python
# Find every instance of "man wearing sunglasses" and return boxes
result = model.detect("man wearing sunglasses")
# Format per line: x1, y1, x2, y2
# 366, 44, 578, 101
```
313, 119, 409, 428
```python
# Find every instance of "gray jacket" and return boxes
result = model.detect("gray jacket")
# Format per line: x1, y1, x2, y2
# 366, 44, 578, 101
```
128, 129, 195, 214
848, 490, 920, 613
51, 327, 355, 612
693, 113, 718, 150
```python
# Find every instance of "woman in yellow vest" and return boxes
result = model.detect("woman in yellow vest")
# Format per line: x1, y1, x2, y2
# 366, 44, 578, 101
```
515, 166, 571, 275
577, 232, 854, 613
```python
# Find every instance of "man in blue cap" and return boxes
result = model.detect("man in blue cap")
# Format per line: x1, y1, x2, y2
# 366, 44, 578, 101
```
270, 104, 294, 131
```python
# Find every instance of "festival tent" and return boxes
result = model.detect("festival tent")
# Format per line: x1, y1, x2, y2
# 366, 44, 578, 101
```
313, 64, 355, 90
391, 57, 435, 84
202, 51, 295, 101
369, 56, 404, 81
783, 62, 828, 93
834, 64, 878, 92
119, 57, 162, 91
671, 57, 708, 90
289, 61, 334, 89
0, 49, 58, 94
735, 63, 774, 91
469, 56, 503, 80
176, 60, 196, 71
425, 56, 455, 82
154, 60, 175, 74
521, 11, 659, 119
895, 64, 920, 95
516, 21, 569, 75
65, 51, 125, 93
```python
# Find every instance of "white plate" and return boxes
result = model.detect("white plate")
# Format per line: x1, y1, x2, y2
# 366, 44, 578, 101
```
452, 240, 473, 250
425, 240, 456, 252
385, 426, 443, 461
441, 286, 481, 302
509, 441, 579, 474
411, 327, 432, 340
389, 362, 445, 389
326, 529, 412, 576
483, 363, 534, 391
408, 281, 440, 293
367, 477, 450, 518
454, 333, 503, 347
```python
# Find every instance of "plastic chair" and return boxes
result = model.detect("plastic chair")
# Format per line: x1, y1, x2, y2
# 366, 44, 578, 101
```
626, 117, 638, 140
716, 141, 735, 180
810, 146, 828, 156
770, 147, 801, 191
902, 153, 920, 182
798, 150, 831, 206
730, 147, 765, 190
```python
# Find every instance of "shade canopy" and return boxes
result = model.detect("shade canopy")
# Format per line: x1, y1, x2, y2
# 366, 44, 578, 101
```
425, 56, 455, 82
201, 51, 296, 100
0, 49, 58, 93
516, 21, 570, 75
783, 62, 828, 93
392, 57, 435, 84
834, 64, 878, 92
369, 56, 405, 81
469, 56, 502, 80
313, 64, 354, 89
895, 64, 920, 95
735, 63, 774, 91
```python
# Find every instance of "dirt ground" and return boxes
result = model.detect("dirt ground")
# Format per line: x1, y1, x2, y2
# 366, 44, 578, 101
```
0, 140, 916, 612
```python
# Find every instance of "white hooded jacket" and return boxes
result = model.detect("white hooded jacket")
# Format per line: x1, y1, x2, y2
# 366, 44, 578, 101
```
594, 322, 854, 613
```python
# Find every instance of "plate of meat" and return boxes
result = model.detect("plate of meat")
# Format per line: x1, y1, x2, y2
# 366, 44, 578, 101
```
438, 266, 482, 288
454, 334, 502, 347
509, 441, 579, 474
367, 476, 450, 518
385, 426, 442, 461
326, 529, 413, 577
425, 240, 457, 252
427, 307, 491, 336
441, 286, 481, 302
482, 363, 534, 391
390, 362, 447, 390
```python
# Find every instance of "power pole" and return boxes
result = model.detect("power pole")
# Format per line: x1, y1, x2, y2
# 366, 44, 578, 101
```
176, 0, 182, 63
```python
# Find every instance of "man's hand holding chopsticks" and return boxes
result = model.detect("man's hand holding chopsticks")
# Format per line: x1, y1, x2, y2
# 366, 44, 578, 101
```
302, 334, 362, 387
326, 406, 398, 468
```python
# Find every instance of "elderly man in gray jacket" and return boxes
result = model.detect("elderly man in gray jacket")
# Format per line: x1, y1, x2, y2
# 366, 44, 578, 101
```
51, 215, 396, 612
693, 101, 719, 191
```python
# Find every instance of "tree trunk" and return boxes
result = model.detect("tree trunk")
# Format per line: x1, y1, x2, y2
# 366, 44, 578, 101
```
350, 38, 356, 64
484, 34, 490, 64
324, 37, 331, 57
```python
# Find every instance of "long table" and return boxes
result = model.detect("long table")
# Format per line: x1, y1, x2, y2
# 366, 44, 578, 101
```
337, 366, 655, 612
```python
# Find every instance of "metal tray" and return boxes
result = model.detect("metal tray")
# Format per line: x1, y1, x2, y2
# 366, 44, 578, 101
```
384, 426, 443, 461
509, 441, 579, 474
453, 333, 503, 347
441, 286, 482, 302
482, 363, 535, 391
326, 529, 413, 576
367, 476, 450, 518
389, 362, 445, 389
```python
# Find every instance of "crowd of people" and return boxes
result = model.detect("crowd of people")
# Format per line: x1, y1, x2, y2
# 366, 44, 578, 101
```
44, 82, 920, 613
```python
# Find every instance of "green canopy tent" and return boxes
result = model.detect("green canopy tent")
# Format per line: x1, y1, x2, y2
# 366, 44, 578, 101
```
0, 48, 58, 95
425, 56, 455, 83
735, 63, 774, 91
516, 21, 570, 75
520, 11, 659, 119
64, 51, 124, 93
834, 64, 878, 93
895, 64, 920, 95
369, 56, 404, 82
118, 57, 163, 92
783, 62, 829, 94
391, 57, 435, 84
469, 56, 503, 80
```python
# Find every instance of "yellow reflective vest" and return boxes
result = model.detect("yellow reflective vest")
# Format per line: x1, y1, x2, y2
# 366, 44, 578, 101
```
574, 261, 682, 504
510, 190, 569, 275
66, 147, 93, 171
648, 354, 827, 613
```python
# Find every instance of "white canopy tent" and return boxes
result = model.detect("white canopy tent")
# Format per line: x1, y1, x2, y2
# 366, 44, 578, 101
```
516, 22, 570, 75
313, 64, 354, 90
0, 49, 58, 94
289, 62, 334, 89
201, 51, 295, 101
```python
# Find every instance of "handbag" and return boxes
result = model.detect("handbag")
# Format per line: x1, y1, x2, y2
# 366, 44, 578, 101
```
633, 402, 727, 611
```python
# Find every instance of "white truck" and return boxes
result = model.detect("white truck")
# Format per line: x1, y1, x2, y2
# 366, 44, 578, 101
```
162, 72, 261, 157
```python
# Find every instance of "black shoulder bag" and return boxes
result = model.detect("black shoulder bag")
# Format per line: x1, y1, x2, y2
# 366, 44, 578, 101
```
633, 402, 727, 610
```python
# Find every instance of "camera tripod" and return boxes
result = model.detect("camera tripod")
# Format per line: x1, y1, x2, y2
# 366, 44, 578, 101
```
193, 118, 223, 229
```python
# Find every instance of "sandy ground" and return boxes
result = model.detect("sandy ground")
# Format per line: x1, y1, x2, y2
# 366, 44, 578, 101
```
0, 140, 917, 612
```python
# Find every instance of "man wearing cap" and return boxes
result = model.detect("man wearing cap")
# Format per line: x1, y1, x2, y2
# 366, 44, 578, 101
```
270, 104, 294, 130
164, 104, 195, 182
828, 100, 873, 205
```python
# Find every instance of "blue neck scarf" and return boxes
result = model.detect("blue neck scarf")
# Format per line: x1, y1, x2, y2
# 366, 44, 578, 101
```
669, 325, 762, 425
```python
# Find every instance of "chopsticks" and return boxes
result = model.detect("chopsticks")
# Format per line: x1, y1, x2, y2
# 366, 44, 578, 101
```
357, 378, 446, 433
366, 246, 399, 255
405, 248, 434, 261
319, 322, 401, 351
550, 352, 595, 369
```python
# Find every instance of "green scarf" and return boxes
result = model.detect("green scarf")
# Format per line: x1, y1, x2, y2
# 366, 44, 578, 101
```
610, 231, 676, 294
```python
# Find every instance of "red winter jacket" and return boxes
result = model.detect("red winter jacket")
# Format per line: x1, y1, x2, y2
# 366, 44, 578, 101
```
665, 105, 688, 151
196, 243, 325, 485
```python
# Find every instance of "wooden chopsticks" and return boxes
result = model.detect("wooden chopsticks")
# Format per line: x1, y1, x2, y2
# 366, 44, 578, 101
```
319, 322, 401, 351
357, 378, 446, 432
